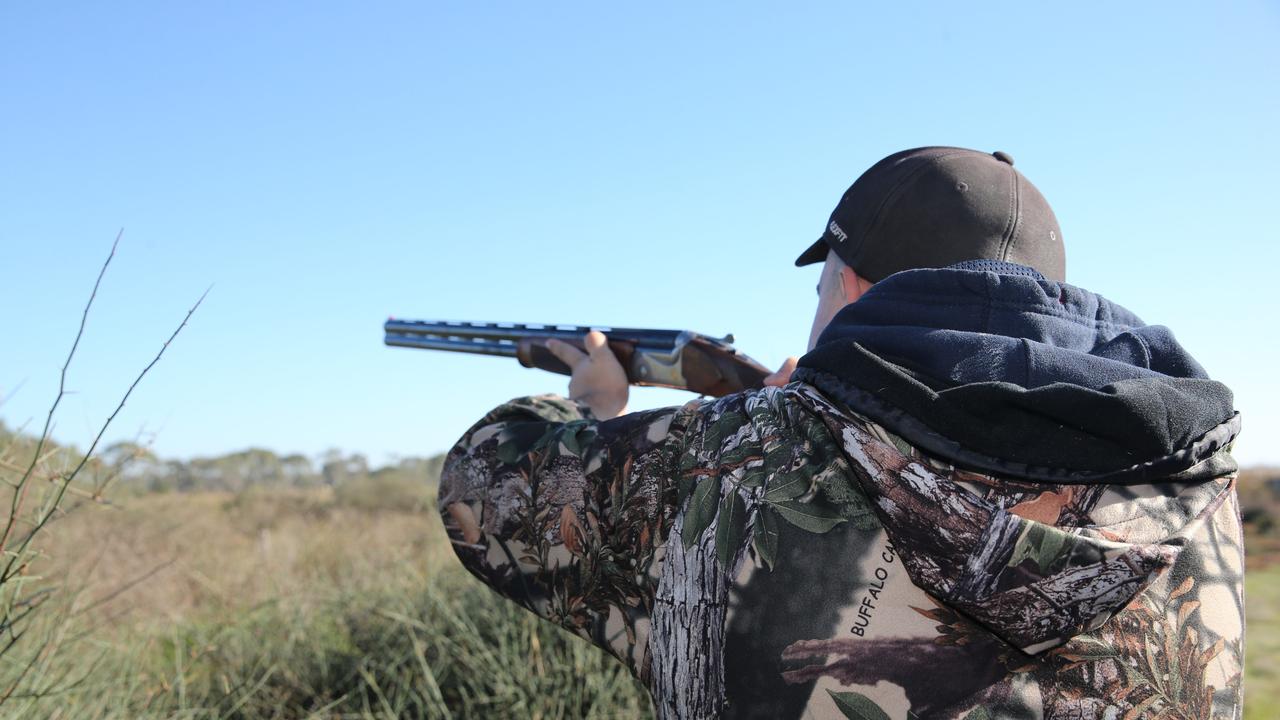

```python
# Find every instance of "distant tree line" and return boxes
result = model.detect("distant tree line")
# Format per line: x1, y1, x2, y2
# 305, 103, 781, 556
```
5, 418, 1278, 530
103, 443, 445, 494
0, 419, 445, 496
1240, 467, 1280, 535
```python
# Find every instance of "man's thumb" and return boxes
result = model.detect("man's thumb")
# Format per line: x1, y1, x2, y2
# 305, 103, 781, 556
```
584, 331, 610, 357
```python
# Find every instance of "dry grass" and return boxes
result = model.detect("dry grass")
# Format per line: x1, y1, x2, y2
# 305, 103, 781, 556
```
0, 487, 651, 719
43, 489, 440, 629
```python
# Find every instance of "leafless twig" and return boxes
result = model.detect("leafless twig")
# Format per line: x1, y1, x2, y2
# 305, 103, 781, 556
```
0, 232, 207, 706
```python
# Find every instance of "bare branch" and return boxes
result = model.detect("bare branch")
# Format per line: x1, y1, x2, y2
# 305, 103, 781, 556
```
4, 284, 210, 577
0, 231, 120, 556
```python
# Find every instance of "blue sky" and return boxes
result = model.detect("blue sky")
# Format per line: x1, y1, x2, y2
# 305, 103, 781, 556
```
2, 2, 1277, 468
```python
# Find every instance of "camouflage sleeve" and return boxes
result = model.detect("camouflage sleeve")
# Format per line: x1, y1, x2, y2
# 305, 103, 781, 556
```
437, 385, 880, 693
436, 393, 696, 676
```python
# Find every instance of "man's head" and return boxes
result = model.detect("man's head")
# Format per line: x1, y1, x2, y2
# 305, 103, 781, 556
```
799, 146, 1066, 349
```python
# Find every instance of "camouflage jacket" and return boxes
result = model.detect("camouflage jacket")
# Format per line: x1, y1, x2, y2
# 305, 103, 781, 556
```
438, 265, 1244, 719
438, 384, 1244, 719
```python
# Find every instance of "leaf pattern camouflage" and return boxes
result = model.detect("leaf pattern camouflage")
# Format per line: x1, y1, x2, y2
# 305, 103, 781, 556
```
438, 383, 1244, 719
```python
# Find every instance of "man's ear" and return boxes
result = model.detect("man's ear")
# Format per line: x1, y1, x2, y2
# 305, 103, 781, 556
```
838, 266, 871, 303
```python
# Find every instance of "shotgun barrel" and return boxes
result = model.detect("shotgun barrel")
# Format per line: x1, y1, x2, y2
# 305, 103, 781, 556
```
383, 318, 768, 397
385, 320, 686, 346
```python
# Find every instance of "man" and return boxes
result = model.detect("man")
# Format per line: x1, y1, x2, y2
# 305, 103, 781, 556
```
438, 147, 1244, 719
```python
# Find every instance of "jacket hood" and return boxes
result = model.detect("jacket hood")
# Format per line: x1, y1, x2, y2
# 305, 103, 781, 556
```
790, 261, 1241, 654
793, 261, 1241, 484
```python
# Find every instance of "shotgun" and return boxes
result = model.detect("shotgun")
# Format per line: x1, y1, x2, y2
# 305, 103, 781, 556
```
384, 319, 771, 397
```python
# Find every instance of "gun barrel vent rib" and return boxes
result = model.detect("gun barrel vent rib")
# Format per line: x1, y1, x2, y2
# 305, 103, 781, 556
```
383, 320, 684, 346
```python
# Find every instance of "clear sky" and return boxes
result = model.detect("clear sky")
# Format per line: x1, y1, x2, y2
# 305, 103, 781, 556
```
2, 2, 1277, 468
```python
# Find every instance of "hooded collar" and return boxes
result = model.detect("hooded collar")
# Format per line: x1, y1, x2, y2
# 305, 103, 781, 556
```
792, 263, 1240, 483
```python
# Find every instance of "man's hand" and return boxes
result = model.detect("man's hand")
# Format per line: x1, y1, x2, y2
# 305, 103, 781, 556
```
763, 356, 799, 388
545, 331, 630, 420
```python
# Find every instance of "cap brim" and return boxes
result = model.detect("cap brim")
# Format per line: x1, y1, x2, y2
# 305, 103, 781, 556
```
794, 238, 829, 267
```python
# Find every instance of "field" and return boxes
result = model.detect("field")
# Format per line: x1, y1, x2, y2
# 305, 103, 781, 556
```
0, 484, 1275, 719
1244, 563, 1280, 720
0, 486, 650, 719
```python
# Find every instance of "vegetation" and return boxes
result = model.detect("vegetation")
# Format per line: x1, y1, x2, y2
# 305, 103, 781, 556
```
2, 387, 644, 718
0, 239, 203, 713
1245, 563, 1280, 720
1239, 466, 1280, 567
0, 486, 650, 719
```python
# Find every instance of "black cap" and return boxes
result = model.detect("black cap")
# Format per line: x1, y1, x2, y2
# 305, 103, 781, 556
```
795, 147, 1065, 282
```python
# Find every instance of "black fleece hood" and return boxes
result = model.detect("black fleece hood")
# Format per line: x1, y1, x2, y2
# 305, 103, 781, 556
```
792, 261, 1241, 484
